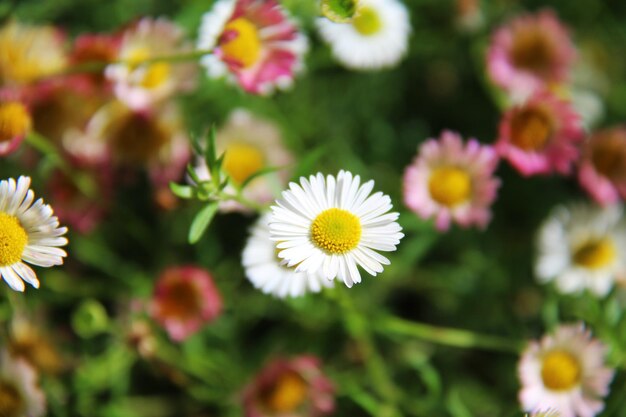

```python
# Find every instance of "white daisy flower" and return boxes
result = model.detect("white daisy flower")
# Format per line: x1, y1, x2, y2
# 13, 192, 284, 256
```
0, 349, 46, 417
316, 0, 411, 71
535, 203, 626, 297
269, 170, 404, 287
518, 323, 614, 417
0, 176, 68, 292
243, 214, 334, 298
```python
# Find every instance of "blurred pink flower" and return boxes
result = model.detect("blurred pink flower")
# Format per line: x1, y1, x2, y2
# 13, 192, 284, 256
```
578, 126, 626, 206
487, 10, 576, 98
403, 130, 500, 231
243, 355, 335, 417
150, 266, 223, 342
496, 89, 582, 176
0, 349, 46, 417
106, 18, 197, 110
70, 33, 121, 90
518, 323, 614, 417
0, 99, 31, 156
197, 0, 308, 95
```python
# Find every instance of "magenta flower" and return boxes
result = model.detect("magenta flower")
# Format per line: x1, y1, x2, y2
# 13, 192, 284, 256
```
403, 130, 500, 231
496, 90, 583, 176
150, 266, 223, 342
243, 355, 335, 417
578, 126, 626, 206
487, 9, 576, 97
197, 0, 308, 95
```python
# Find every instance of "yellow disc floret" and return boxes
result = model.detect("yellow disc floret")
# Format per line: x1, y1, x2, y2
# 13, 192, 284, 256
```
222, 142, 265, 184
510, 108, 553, 151
353, 6, 383, 36
541, 350, 581, 391
573, 238, 616, 270
428, 166, 472, 207
0, 102, 32, 143
0, 212, 28, 267
311, 208, 362, 254
221, 18, 262, 68
0, 380, 25, 417
262, 371, 308, 413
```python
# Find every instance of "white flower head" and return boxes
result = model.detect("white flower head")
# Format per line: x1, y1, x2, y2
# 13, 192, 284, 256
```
269, 170, 403, 287
243, 214, 333, 298
535, 203, 626, 297
518, 323, 614, 417
316, 0, 411, 70
0, 176, 68, 292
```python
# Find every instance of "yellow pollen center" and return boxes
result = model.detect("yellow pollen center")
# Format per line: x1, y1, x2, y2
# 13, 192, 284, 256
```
428, 167, 472, 207
590, 132, 626, 183
353, 6, 383, 36
221, 18, 262, 68
511, 28, 555, 75
573, 238, 616, 270
222, 142, 265, 184
0, 102, 32, 143
311, 208, 362, 254
127, 47, 171, 89
541, 350, 581, 391
262, 371, 308, 413
0, 212, 28, 267
160, 280, 202, 320
510, 108, 553, 151
0, 380, 25, 417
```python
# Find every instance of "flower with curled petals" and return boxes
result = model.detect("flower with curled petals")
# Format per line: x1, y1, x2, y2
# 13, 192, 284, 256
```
269, 170, 403, 288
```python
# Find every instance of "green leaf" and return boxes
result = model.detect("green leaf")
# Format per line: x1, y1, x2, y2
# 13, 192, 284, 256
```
321, 0, 358, 23
205, 125, 218, 172
188, 202, 219, 244
169, 182, 194, 199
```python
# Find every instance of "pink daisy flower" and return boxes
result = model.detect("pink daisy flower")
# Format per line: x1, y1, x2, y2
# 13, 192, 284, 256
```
518, 323, 614, 417
197, 0, 308, 95
496, 90, 583, 176
403, 130, 500, 231
243, 355, 335, 417
578, 126, 626, 205
487, 9, 576, 98
150, 266, 223, 342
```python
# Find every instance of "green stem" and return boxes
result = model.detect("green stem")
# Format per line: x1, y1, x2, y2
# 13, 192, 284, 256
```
218, 190, 269, 213
375, 315, 524, 354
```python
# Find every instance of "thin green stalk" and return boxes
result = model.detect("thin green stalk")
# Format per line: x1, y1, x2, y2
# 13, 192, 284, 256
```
375, 315, 524, 354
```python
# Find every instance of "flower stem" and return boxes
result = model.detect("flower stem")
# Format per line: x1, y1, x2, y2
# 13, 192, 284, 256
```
375, 314, 524, 353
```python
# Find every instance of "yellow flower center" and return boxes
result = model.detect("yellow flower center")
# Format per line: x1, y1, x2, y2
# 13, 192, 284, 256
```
221, 18, 262, 68
0, 102, 32, 143
261, 371, 308, 413
540, 350, 581, 391
0, 212, 28, 267
428, 166, 472, 207
590, 131, 626, 183
573, 238, 616, 270
510, 27, 555, 76
0, 380, 25, 417
127, 47, 171, 89
159, 280, 202, 321
222, 142, 265, 184
311, 208, 362, 254
353, 6, 383, 36
108, 112, 170, 164
510, 107, 553, 151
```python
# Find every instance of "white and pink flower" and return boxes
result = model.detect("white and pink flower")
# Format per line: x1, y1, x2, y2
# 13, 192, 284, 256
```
403, 130, 500, 231
197, 0, 308, 95
496, 90, 582, 176
150, 266, 223, 342
518, 323, 614, 417
0, 349, 46, 417
487, 9, 576, 98
578, 126, 626, 206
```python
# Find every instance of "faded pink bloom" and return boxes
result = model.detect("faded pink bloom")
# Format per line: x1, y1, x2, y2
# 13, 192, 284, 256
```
518, 323, 614, 417
0, 349, 46, 417
496, 90, 583, 176
487, 9, 576, 98
70, 33, 121, 90
106, 18, 197, 110
197, 0, 308, 95
578, 126, 626, 206
243, 355, 335, 417
150, 266, 223, 342
403, 130, 500, 231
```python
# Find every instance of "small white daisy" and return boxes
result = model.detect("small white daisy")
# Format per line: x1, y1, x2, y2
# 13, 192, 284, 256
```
535, 203, 626, 297
518, 323, 614, 417
316, 0, 411, 71
269, 170, 403, 287
0, 176, 68, 292
243, 214, 333, 298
